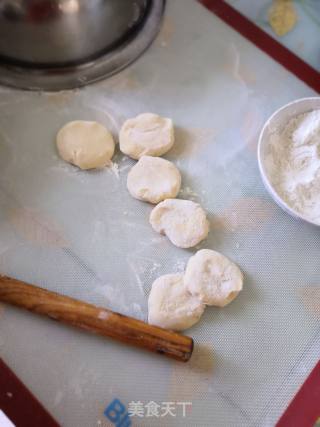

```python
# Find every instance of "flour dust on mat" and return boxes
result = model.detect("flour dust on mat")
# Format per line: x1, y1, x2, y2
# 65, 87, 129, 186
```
266, 109, 320, 224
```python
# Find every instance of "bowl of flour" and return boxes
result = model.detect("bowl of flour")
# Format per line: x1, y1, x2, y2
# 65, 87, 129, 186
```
258, 97, 320, 226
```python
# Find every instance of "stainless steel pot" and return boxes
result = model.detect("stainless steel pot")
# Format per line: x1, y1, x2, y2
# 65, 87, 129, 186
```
0, 0, 148, 65
0, 0, 165, 90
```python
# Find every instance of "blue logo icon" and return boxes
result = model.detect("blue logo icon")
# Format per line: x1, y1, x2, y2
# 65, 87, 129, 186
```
104, 398, 132, 427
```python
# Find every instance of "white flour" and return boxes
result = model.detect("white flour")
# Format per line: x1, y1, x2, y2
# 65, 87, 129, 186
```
267, 109, 320, 224
109, 161, 120, 179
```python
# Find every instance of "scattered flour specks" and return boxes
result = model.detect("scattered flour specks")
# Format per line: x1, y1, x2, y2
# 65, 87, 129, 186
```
94, 284, 131, 314
132, 302, 145, 320
127, 255, 162, 296
179, 186, 199, 201
172, 259, 186, 273
98, 310, 109, 320
109, 162, 120, 179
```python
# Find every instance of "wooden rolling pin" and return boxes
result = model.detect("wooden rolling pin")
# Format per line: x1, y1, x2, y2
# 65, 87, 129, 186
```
0, 275, 193, 362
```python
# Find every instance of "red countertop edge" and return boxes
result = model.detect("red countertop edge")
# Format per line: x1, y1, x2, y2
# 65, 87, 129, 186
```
0, 358, 60, 427
276, 360, 320, 427
199, 0, 320, 93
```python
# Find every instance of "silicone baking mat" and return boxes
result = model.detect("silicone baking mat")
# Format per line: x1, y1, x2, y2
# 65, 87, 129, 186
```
0, 0, 319, 426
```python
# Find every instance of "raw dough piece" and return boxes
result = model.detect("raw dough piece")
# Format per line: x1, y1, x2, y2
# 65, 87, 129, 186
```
119, 113, 174, 159
184, 249, 243, 307
148, 273, 205, 331
149, 199, 209, 248
268, 0, 297, 37
56, 120, 115, 170
127, 156, 181, 204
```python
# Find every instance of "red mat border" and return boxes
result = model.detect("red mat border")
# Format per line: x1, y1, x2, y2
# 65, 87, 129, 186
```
199, 0, 320, 93
198, 1, 320, 426
276, 361, 320, 427
0, 358, 60, 427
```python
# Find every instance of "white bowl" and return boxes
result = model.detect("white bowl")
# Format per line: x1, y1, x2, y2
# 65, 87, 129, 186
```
258, 97, 320, 226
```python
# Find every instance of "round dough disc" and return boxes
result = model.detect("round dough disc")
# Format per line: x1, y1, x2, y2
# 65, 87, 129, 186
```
184, 249, 243, 307
119, 113, 174, 160
127, 156, 181, 204
148, 273, 205, 331
56, 120, 115, 170
149, 199, 209, 248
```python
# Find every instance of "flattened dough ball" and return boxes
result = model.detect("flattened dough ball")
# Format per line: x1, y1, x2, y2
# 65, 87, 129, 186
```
148, 273, 205, 331
150, 199, 209, 248
119, 113, 174, 159
56, 120, 115, 170
127, 156, 181, 204
185, 249, 243, 307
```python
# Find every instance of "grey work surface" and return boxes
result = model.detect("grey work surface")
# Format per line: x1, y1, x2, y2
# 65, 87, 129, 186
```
0, 1, 319, 426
